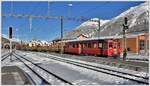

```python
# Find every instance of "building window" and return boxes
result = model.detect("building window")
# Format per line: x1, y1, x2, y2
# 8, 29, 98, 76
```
127, 47, 131, 51
139, 40, 145, 50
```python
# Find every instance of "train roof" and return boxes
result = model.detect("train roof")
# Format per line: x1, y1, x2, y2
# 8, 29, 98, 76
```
62, 33, 145, 43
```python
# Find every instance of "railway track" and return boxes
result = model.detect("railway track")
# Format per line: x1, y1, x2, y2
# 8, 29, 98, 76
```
36, 53, 149, 85
13, 53, 73, 85
1, 53, 11, 61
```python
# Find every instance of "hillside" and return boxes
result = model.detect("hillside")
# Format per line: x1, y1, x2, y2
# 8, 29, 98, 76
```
63, 2, 149, 39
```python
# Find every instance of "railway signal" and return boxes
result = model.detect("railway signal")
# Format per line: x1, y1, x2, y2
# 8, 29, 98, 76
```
9, 26, 13, 62
9, 27, 12, 39
123, 17, 129, 61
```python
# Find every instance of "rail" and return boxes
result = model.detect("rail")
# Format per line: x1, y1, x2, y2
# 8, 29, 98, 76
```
1, 53, 11, 61
37, 53, 149, 84
13, 53, 73, 85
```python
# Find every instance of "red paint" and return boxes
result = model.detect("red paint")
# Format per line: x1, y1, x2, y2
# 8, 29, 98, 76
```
64, 39, 121, 57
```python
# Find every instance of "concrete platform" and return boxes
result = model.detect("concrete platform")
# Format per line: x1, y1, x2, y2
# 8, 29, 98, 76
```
2, 66, 32, 85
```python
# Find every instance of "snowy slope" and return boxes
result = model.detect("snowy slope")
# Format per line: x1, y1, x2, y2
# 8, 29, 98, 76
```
94, 2, 149, 36
63, 2, 148, 39
63, 18, 110, 39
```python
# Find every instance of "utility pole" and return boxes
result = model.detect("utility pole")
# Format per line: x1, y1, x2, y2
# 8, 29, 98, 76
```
9, 27, 13, 62
144, 19, 148, 55
68, 3, 72, 17
123, 17, 128, 61
98, 19, 101, 38
48, 1, 50, 16
60, 16, 63, 55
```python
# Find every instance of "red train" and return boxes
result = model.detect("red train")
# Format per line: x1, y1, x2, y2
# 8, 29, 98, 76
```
16, 37, 121, 57
64, 38, 121, 57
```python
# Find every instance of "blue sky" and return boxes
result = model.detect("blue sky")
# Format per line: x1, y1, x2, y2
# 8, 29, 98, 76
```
2, 1, 144, 42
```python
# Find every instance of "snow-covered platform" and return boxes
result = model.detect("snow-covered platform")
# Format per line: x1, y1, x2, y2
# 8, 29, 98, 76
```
1, 66, 32, 85
120, 52, 149, 62
1, 50, 149, 85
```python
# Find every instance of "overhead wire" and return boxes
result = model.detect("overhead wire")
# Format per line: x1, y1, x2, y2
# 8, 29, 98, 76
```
3, 2, 148, 41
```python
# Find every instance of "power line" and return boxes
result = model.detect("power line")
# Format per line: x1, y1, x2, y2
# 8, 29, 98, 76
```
2, 13, 100, 22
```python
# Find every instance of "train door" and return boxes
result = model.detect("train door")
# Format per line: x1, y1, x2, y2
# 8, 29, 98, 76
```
98, 40, 103, 55
102, 40, 108, 56
79, 42, 84, 54
113, 40, 118, 55
108, 40, 113, 56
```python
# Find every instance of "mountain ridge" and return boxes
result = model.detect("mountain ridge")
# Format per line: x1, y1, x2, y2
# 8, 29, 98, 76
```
63, 2, 149, 39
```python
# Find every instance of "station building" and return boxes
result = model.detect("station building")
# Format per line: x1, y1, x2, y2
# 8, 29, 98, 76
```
118, 33, 149, 54
75, 33, 149, 55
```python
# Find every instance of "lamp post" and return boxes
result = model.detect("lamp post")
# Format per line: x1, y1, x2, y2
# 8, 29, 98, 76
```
68, 3, 72, 17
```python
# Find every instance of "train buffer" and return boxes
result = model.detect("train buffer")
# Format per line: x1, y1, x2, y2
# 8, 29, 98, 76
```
2, 66, 33, 85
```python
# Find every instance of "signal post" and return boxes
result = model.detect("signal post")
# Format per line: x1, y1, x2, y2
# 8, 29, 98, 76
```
122, 17, 128, 61
9, 27, 13, 62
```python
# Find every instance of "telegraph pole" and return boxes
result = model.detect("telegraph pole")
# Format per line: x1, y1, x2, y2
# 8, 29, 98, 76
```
98, 19, 101, 38
144, 19, 148, 55
9, 27, 13, 62
123, 17, 128, 61
60, 16, 63, 55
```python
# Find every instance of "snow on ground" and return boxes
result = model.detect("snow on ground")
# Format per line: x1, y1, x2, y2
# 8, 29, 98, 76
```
120, 52, 149, 62
2, 50, 148, 85
37, 52, 148, 78
18, 51, 147, 85
38, 55, 140, 85
1, 49, 10, 56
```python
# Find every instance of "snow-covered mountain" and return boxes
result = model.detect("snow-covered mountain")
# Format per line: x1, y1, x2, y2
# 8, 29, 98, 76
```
63, 18, 110, 39
63, 2, 149, 39
94, 2, 149, 36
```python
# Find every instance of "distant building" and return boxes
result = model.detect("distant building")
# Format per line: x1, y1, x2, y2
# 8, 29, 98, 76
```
28, 40, 49, 47
76, 34, 88, 40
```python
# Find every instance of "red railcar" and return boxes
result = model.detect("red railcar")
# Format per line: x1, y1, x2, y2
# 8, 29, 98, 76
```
64, 38, 121, 57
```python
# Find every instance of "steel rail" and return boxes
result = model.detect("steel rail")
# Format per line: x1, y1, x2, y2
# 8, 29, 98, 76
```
1, 53, 11, 61
13, 54, 51, 85
38, 54, 149, 84
14, 53, 73, 85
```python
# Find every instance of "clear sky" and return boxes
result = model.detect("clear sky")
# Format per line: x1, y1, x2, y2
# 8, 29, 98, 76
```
2, 1, 144, 42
